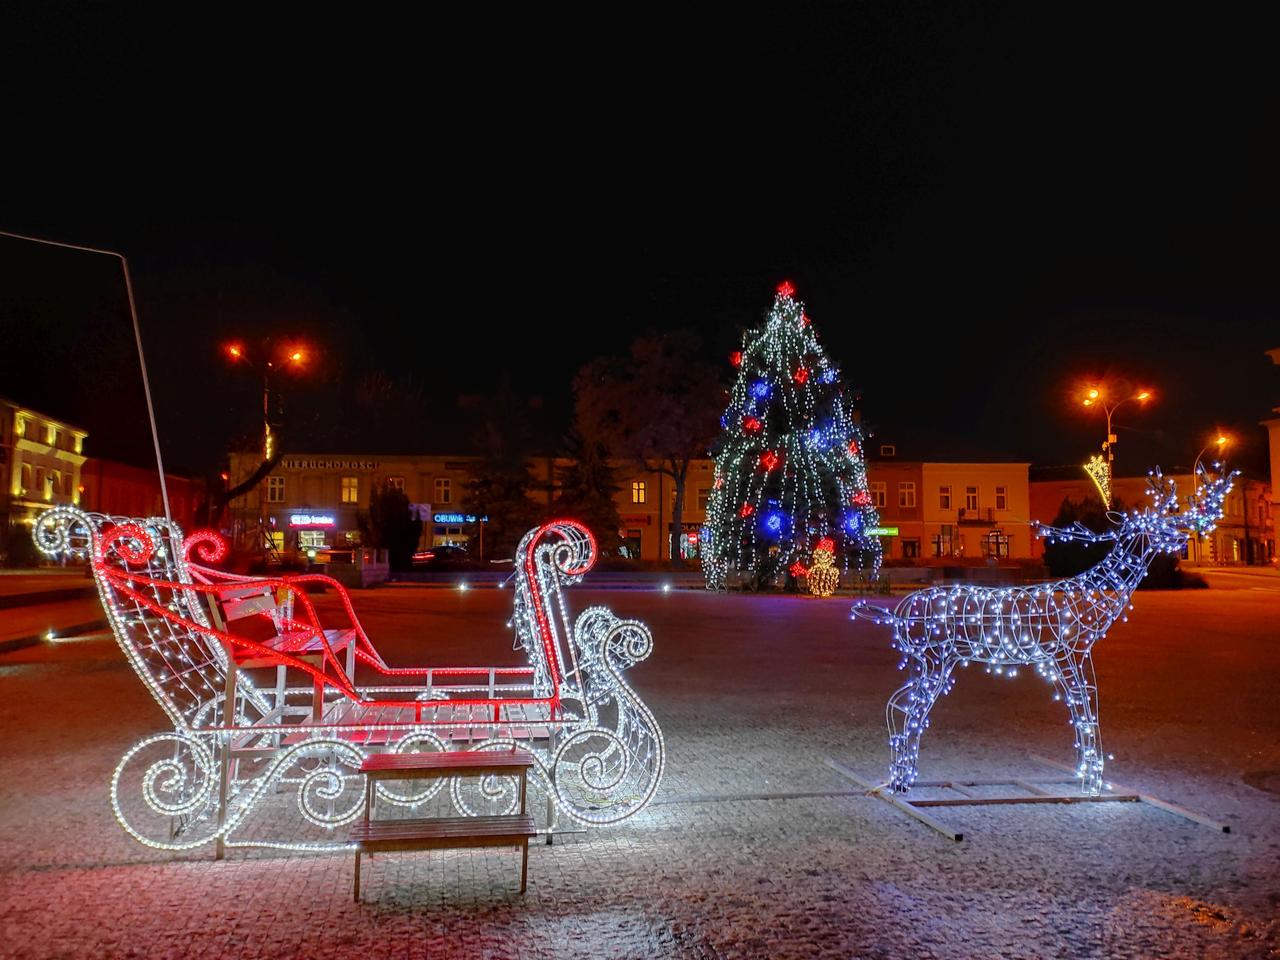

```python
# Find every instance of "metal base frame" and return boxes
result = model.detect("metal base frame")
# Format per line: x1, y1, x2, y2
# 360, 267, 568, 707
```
828, 755, 1231, 842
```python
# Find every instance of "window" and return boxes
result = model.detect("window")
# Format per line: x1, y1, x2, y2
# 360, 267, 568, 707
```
19, 463, 31, 494
697, 486, 711, 512
341, 477, 359, 504
434, 478, 452, 504
386, 476, 405, 491
983, 530, 1009, 558
995, 486, 1007, 510
880, 444, 896, 457
35, 468, 45, 497
621, 529, 642, 559
898, 482, 916, 508
901, 538, 921, 559
266, 476, 285, 502
632, 481, 647, 504
932, 525, 955, 557
298, 530, 326, 549
939, 485, 952, 510
871, 482, 886, 508
964, 486, 978, 511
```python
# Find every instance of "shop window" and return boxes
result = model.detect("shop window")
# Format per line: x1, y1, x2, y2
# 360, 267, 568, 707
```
932, 526, 955, 557
901, 538, 921, 559
620, 529, 642, 558
983, 530, 1009, 558
299, 530, 326, 549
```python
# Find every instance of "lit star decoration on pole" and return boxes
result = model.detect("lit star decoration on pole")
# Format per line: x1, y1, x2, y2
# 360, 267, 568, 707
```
852, 465, 1236, 796
1083, 454, 1111, 509
702, 281, 882, 590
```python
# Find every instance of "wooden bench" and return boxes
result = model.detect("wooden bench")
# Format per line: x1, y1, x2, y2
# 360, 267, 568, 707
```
352, 749, 537, 901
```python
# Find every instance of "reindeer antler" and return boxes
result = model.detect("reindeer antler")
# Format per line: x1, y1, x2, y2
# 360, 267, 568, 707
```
1145, 468, 1179, 514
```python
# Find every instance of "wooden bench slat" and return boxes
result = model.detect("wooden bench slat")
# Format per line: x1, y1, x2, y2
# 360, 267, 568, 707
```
360, 749, 535, 775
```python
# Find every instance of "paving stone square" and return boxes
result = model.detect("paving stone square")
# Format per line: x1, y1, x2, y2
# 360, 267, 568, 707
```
1, 584, 1277, 958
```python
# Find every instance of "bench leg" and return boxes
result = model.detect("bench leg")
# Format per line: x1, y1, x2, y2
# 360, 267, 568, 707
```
520, 840, 528, 893
354, 850, 360, 902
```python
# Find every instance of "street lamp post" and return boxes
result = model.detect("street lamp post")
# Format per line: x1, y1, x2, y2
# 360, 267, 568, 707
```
224, 340, 306, 462
1191, 434, 1230, 564
1082, 382, 1152, 492
222, 340, 308, 557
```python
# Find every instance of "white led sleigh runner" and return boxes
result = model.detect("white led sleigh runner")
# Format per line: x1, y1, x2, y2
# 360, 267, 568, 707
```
853, 466, 1235, 797
34, 509, 664, 853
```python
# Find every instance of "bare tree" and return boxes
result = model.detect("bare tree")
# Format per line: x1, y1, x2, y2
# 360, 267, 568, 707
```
574, 330, 724, 564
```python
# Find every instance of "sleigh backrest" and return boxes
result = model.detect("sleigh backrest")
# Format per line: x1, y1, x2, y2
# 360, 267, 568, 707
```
33, 506, 249, 731
511, 520, 597, 700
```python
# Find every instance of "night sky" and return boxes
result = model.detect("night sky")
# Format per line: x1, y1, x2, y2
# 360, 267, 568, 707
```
2, 7, 1277, 478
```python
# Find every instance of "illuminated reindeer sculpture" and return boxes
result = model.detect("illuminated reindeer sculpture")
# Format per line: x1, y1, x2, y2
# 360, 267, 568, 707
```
853, 466, 1235, 795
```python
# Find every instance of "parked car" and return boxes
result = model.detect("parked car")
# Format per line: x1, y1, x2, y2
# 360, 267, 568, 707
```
411, 544, 471, 569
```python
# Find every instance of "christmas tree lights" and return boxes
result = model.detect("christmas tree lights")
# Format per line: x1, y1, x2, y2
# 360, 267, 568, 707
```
703, 282, 881, 590
852, 466, 1236, 795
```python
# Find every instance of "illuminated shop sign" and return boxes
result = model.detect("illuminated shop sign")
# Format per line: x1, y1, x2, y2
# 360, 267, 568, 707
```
289, 513, 336, 528
867, 526, 899, 536
433, 513, 489, 524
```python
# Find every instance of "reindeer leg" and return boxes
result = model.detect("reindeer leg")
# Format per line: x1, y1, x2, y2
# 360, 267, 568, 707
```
1054, 651, 1104, 795
886, 649, 953, 793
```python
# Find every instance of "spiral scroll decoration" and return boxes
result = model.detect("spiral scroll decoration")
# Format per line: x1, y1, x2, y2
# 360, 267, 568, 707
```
450, 740, 524, 817
376, 731, 448, 807
110, 733, 220, 850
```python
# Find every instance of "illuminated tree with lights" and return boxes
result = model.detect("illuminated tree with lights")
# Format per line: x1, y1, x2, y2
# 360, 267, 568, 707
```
702, 281, 881, 590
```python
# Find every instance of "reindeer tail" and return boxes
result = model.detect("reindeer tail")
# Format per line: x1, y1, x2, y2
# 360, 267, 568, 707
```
850, 599, 896, 625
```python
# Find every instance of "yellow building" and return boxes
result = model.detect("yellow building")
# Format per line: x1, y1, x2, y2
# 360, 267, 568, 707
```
1, 397, 88, 528
225, 450, 720, 562
864, 444, 1033, 562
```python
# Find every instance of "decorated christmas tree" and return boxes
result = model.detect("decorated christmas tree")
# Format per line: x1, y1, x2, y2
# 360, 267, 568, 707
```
702, 281, 881, 590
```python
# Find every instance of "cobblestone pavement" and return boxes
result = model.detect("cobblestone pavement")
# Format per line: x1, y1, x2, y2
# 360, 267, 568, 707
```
0, 586, 1277, 958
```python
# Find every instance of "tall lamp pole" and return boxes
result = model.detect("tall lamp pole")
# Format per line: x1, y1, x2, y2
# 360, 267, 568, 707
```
1082, 382, 1153, 492
1191, 434, 1230, 563
0, 229, 172, 521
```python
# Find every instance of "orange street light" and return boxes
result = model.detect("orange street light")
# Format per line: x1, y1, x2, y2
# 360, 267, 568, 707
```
225, 342, 244, 361
289, 349, 305, 364
1080, 380, 1156, 486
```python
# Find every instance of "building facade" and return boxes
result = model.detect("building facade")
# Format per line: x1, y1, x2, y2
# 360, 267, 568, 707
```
224, 451, 721, 562
1030, 471, 1274, 566
80, 457, 204, 531
228, 449, 1034, 564
866, 448, 1034, 562
0, 398, 88, 528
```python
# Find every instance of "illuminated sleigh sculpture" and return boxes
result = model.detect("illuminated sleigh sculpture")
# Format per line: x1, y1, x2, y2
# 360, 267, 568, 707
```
34, 507, 664, 853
